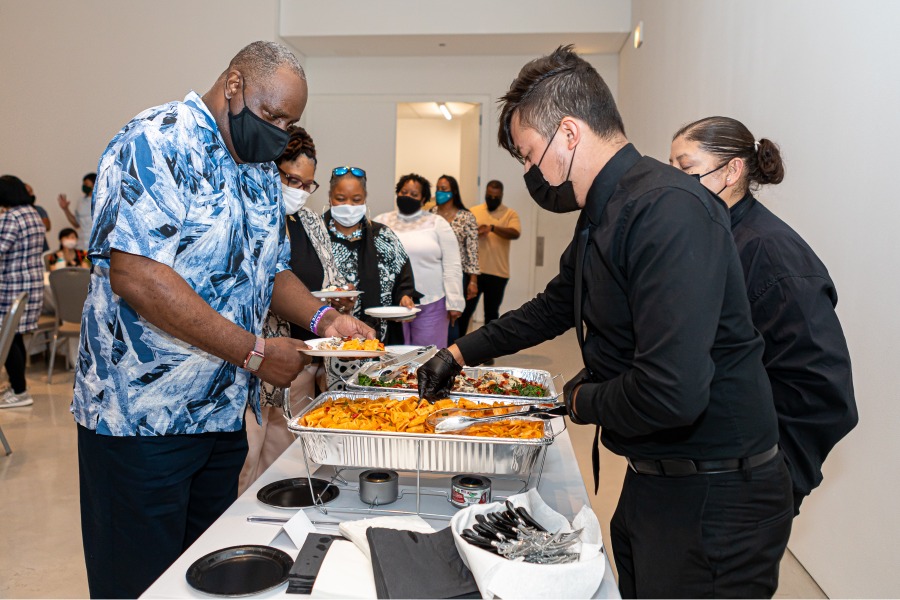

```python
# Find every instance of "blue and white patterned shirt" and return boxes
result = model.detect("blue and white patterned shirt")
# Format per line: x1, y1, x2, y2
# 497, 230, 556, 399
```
71, 91, 290, 436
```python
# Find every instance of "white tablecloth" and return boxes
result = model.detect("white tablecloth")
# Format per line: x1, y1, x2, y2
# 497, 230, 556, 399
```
142, 427, 620, 599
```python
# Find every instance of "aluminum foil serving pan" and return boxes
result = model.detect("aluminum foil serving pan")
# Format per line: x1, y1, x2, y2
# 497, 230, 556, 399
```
347, 365, 562, 402
287, 391, 563, 476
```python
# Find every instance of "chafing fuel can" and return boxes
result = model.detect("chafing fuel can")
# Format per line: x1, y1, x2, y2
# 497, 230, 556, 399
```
450, 475, 492, 508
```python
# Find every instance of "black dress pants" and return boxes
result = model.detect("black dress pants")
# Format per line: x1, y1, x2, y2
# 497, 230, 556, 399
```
611, 453, 793, 599
457, 273, 509, 338
78, 424, 248, 599
4, 333, 26, 393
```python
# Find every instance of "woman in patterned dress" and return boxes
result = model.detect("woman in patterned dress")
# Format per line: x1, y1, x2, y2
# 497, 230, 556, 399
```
322, 167, 420, 387
431, 174, 479, 343
0, 175, 46, 408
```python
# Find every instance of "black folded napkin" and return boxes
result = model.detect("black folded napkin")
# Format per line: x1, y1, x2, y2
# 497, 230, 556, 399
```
366, 527, 481, 599
287, 533, 344, 595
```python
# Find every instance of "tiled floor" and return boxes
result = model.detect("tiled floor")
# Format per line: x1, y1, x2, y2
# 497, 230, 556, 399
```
0, 332, 826, 598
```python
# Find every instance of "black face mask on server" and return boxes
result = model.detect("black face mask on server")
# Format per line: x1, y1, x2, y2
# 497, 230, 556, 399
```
226, 79, 290, 163
523, 124, 580, 214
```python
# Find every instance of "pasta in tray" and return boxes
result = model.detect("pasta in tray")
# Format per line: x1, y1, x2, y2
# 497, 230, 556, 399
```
299, 396, 544, 439
356, 368, 548, 397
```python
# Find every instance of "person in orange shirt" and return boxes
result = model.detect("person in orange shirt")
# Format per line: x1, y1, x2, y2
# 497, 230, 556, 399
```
459, 180, 520, 364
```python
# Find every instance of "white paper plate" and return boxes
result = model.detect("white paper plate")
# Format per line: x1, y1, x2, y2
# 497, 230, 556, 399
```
385, 345, 426, 356
299, 338, 386, 358
311, 289, 362, 299
364, 306, 421, 320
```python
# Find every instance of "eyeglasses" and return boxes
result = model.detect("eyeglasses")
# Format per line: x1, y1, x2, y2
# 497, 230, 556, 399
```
278, 168, 319, 193
331, 166, 366, 178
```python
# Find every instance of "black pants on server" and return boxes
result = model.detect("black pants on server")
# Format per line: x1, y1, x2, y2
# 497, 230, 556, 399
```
457, 273, 509, 339
78, 425, 248, 598
611, 453, 793, 598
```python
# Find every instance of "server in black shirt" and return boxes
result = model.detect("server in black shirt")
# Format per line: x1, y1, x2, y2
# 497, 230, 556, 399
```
670, 116, 858, 515
418, 46, 793, 598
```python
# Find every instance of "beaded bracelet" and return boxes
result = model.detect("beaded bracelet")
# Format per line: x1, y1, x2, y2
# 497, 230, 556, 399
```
310, 305, 335, 335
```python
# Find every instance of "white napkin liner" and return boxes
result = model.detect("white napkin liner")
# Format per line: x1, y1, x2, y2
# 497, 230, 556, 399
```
450, 488, 605, 599
338, 514, 436, 561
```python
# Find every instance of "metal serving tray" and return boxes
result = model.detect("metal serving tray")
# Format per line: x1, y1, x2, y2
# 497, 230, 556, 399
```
347, 365, 561, 401
287, 391, 561, 476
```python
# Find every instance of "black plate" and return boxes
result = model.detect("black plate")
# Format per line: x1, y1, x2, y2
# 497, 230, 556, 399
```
186, 545, 293, 596
257, 477, 340, 509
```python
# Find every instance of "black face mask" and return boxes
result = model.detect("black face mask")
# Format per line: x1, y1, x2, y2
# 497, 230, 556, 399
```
523, 124, 580, 213
485, 195, 502, 212
396, 195, 421, 215
226, 79, 290, 164
82, 185, 92, 196
691, 163, 727, 196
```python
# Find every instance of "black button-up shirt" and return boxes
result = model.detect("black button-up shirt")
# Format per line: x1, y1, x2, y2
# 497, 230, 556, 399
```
730, 194, 857, 497
456, 144, 778, 460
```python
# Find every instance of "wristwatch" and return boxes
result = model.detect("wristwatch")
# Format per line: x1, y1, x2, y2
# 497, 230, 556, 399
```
243, 337, 266, 372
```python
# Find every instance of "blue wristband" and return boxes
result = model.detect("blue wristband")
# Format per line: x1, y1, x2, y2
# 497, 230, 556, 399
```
310, 305, 335, 335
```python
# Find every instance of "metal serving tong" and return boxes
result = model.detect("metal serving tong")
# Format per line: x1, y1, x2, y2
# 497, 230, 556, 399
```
363, 345, 438, 382
430, 402, 567, 433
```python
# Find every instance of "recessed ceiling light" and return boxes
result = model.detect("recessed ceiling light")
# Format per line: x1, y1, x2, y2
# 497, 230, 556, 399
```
633, 21, 644, 49
437, 103, 452, 120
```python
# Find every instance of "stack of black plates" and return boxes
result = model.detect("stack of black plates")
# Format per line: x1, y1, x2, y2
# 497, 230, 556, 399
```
186, 545, 294, 596
256, 477, 340, 509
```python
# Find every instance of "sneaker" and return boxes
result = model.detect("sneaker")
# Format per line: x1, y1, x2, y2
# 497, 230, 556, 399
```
0, 390, 33, 408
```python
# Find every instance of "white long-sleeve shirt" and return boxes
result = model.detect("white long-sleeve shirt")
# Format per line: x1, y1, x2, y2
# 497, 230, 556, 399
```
373, 210, 464, 311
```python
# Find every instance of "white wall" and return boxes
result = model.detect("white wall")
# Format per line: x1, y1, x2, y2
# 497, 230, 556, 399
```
619, 1, 900, 597
0, 0, 280, 247
395, 117, 463, 197
301, 53, 618, 312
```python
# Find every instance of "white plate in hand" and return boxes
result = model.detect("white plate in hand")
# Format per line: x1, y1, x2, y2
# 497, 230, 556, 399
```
298, 338, 387, 358
364, 306, 421, 320
311, 289, 362, 299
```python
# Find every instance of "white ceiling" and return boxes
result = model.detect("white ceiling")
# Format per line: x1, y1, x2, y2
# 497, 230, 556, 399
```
282, 32, 628, 58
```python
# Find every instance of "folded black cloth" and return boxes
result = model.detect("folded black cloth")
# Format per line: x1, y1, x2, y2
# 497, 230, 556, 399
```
366, 527, 481, 599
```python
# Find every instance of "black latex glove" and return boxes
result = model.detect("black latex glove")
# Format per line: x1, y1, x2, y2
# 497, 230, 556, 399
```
417, 348, 464, 402
563, 368, 592, 425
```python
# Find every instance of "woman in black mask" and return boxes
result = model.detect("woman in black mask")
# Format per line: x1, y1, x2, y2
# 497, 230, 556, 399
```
670, 116, 858, 516
374, 174, 464, 348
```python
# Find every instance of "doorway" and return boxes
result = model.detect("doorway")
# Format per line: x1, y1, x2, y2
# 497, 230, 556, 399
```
395, 102, 481, 208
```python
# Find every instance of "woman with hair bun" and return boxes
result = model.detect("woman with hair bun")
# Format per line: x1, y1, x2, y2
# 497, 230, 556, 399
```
670, 116, 858, 516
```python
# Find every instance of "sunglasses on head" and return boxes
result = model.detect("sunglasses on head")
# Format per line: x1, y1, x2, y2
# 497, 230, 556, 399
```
332, 166, 366, 178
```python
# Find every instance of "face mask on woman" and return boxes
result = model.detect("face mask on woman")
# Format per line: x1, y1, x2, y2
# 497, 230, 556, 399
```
281, 184, 310, 215
331, 203, 367, 227
396, 195, 422, 218
62, 239, 78, 250
435, 190, 453, 205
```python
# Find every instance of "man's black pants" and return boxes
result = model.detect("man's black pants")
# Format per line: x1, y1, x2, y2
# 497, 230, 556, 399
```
78, 424, 248, 598
611, 452, 793, 598
457, 273, 509, 338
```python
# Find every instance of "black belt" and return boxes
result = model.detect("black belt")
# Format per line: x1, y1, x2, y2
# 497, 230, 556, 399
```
626, 445, 779, 477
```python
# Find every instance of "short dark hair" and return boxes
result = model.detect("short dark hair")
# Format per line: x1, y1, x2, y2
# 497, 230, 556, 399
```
674, 116, 785, 190
395, 173, 431, 202
279, 125, 317, 166
83, 173, 97, 184
437, 175, 467, 211
0, 175, 30, 208
498, 45, 624, 162
59, 228, 78, 240
486, 180, 504, 193
228, 41, 305, 85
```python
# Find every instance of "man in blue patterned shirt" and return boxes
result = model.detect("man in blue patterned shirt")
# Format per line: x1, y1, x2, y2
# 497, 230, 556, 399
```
73, 41, 373, 598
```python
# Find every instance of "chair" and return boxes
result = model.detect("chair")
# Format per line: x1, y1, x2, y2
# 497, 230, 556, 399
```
0, 292, 29, 455
47, 267, 91, 383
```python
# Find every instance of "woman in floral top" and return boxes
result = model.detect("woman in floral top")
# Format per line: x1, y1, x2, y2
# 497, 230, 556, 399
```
431, 174, 479, 342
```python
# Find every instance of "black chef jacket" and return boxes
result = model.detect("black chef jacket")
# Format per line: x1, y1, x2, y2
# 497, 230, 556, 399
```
731, 193, 857, 498
456, 144, 779, 461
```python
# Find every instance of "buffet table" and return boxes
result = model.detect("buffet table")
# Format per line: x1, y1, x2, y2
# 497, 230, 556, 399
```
142, 427, 619, 599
